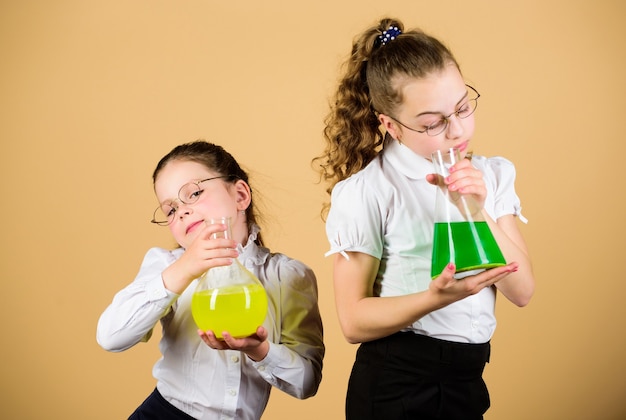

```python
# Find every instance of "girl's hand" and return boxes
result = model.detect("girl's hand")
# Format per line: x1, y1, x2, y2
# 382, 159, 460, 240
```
429, 262, 518, 306
198, 326, 270, 361
180, 222, 238, 277
445, 158, 487, 209
426, 158, 487, 215
162, 222, 239, 294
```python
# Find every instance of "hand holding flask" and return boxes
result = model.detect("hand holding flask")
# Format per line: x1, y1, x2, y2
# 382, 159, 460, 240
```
430, 148, 506, 279
191, 217, 268, 339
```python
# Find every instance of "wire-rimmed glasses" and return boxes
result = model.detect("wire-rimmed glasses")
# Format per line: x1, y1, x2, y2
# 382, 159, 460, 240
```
389, 85, 480, 136
151, 175, 233, 226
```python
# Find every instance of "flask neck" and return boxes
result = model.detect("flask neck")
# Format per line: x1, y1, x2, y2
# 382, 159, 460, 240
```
200, 256, 259, 289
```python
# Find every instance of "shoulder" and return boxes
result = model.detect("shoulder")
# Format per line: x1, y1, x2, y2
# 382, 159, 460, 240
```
331, 156, 391, 203
266, 252, 315, 277
265, 252, 317, 289
243, 242, 316, 286
471, 155, 517, 181
471, 154, 525, 220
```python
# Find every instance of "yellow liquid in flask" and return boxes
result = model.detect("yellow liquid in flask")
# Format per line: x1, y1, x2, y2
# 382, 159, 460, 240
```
191, 283, 268, 339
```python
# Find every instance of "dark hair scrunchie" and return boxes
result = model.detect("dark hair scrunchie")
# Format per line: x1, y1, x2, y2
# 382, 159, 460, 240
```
375, 25, 402, 48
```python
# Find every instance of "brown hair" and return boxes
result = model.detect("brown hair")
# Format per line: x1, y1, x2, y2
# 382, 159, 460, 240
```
153, 140, 264, 245
313, 17, 460, 217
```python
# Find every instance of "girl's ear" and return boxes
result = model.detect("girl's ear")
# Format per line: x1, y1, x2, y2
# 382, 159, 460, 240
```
234, 179, 252, 211
378, 113, 402, 141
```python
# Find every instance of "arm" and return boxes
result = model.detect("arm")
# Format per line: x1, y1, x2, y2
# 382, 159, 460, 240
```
485, 213, 535, 306
443, 157, 535, 307
96, 247, 180, 352
197, 257, 325, 399
258, 259, 324, 399
333, 251, 518, 344
98, 224, 239, 352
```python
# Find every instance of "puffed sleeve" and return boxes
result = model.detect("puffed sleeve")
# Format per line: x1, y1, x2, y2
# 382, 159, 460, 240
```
251, 257, 325, 399
96, 247, 182, 352
325, 174, 386, 260
474, 156, 528, 223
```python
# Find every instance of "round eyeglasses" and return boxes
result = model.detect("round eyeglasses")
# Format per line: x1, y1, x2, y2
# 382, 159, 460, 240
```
389, 85, 480, 137
151, 175, 234, 226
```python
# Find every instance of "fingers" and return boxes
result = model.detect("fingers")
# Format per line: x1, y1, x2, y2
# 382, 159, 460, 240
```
435, 262, 457, 282
447, 163, 484, 194
221, 328, 267, 348
429, 263, 458, 293
201, 225, 238, 250
463, 263, 519, 291
255, 326, 268, 342
198, 327, 267, 351
187, 223, 238, 264
426, 173, 445, 187
197, 330, 228, 350
202, 222, 230, 241
429, 159, 483, 193
431, 262, 518, 300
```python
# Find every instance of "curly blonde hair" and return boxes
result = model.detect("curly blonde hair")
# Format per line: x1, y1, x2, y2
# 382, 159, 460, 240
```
313, 17, 460, 218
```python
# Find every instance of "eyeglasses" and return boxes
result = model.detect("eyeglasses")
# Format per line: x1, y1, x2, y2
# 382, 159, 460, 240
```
389, 85, 480, 137
151, 175, 234, 226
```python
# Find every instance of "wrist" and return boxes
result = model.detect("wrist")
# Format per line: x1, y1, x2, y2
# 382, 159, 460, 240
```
161, 263, 193, 295
246, 341, 270, 362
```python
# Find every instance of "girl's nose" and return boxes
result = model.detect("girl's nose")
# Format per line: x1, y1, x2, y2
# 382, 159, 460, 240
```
445, 115, 464, 140
177, 203, 193, 220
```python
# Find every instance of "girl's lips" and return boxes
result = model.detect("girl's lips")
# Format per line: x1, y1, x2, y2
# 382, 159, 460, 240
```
456, 141, 469, 152
186, 220, 204, 234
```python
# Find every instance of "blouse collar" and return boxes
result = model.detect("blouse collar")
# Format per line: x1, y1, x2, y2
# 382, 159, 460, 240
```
382, 139, 433, 180
236, 223, 269, 266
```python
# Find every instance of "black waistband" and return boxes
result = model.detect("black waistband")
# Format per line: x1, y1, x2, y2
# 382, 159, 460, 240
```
358, 332, 491, 367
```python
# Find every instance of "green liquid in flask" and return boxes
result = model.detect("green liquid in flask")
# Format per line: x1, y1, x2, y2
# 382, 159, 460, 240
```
431, 221, 506, 279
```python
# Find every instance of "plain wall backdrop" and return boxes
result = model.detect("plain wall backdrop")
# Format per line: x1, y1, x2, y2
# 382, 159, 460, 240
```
1, 1, 625, 419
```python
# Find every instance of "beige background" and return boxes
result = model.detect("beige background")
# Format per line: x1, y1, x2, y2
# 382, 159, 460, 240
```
1, 1, 625, 419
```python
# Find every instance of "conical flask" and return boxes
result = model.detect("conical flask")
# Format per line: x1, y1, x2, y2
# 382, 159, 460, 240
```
191, 216, 268, 339
430, 148, 506, 279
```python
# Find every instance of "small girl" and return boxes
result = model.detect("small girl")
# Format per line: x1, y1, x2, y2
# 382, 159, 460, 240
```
315, 17, 534, 420
98, 140, 324, 420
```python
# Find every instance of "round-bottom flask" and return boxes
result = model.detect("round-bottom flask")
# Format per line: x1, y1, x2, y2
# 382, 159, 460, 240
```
191, 217, 268, 339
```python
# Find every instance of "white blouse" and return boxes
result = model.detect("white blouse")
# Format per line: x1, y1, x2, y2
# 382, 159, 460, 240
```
325, 140, 525, 343
97, 225, 324, 420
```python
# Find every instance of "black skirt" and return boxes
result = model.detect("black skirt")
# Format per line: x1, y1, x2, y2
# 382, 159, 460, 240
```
346, 332, 491, 420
